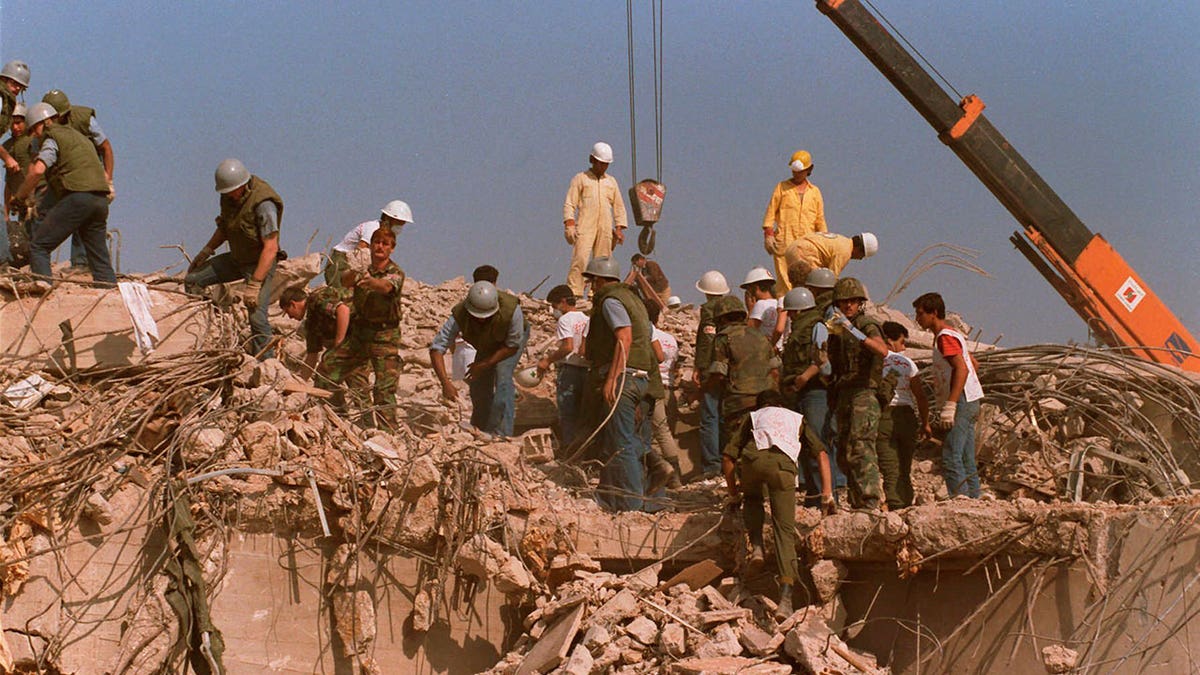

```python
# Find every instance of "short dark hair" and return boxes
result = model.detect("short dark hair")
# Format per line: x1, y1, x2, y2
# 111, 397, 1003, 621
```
472, 265, 499, 284
370, 227, 396, 246
881, 321, 909, 341
630, 253, 646, 264
755, 389, 786, 409
752, 279, 775, 294
546, 284, 575, 306
912, 292, 946, 319
646, 302, 661, 326
279, 286, 307, 309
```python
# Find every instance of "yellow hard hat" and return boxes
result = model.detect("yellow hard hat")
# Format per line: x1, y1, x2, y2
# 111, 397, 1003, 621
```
789, 150, 812, 171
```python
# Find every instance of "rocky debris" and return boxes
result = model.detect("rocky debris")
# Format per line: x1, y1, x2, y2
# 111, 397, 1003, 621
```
1041, 643, 1079, 673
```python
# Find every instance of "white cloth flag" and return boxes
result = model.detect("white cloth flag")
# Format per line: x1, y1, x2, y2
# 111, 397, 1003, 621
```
118, 281, 159, 355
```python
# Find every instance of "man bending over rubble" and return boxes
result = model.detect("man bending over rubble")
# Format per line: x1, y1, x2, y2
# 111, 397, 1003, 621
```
430, 279, 529, 437
279, 284, 358, 383
319, 227, 405, 429
723, 389, 831, 620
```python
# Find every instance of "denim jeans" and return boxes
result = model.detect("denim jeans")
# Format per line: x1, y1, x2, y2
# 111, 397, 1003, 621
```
183, 252, 275, 359
797, 388, 834, 506
943, 398, 982, 497
29, 191, 115, 283
0, 217, 11, 265
70, 232, 87, 266
556, 363, 588, 447
699, 386, 722, 475
596, 374, 650, 512
468, 324, 529, 437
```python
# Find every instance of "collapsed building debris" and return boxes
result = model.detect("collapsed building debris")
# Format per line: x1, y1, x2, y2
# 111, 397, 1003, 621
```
0, 270, 1198, 673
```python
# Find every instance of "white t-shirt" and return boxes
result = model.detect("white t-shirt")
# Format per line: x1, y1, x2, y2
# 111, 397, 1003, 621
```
556, 310, 590, 367
749, 298, 784, 349
652, 327, 679, 386
333, 219, 382, 254
749, 406, 804, 465
882, 351, 919, 408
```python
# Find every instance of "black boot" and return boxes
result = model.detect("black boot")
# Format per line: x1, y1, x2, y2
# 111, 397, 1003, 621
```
776, 583, 794, 621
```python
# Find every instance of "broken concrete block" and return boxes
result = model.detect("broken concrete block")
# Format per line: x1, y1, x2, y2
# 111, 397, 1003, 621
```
699, 585, 733, 611
183, 427, 226, 465
659, 559, 723, 591
1041, 644, 1079, 673
591, 588, 638, 625
698, 608, 750, 627
516, 604, 584, 675
784, 614, 882, 674
669, 656, 763, 675
658, 623, 686, 657
624, 616, 658, 645
519, 428, 556, 464
810, 559, 848, 604
238, 420, 280, 468
332, 590, 375, 657
736, 621, 780, 657
877, 510, 908, 541
619, 649, 643, 665
547, 552, 601, 588
455, 534, 503, 580
561, 644, 593, 675
83, 492, 114, 527
494, 555, 533, 595
582, 624, 611, 651
624, 562, 661, 592
694, 623, 742, 658
392, 455, 441, 503
410, 588, 432, 633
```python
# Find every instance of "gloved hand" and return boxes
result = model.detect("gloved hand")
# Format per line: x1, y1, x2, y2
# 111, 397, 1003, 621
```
763, 234, 777, 255
936, 400, 957, 430
106, 178, 116, 204
189, 246, 214, 273
240, 278, 263, 310
564, 225, 576, 245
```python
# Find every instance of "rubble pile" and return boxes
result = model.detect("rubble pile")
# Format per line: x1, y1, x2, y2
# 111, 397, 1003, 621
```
484, 557, 883, 675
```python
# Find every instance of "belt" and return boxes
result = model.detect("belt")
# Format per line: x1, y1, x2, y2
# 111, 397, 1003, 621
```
595, 365, 650, 379
361, 320, 399, 331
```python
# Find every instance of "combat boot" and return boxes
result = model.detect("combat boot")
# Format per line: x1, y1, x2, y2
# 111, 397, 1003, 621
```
776, 583, 794, 621
666, 458, 683, 489
646, 454, 673, 494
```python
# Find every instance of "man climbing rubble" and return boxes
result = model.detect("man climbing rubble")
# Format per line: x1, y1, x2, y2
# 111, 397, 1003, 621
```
185, 158, 282, 359
318, 227, 406, 429
323, 199, 412, 287
723, 388, 832, 620
779, 285, 837, 512
430, 279, 529, 437
784, 231, 878, 277
562, 141, 628, 297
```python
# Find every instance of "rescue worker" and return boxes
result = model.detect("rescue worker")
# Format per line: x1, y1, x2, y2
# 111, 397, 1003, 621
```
723, 389, 832, 620
1, 102, 31, 270
741, 266, 785, 348
582, 256, 661, 512
913, 292, 984, 498
707, 296, 780, 449
13, 102, 115, 285
877, 321, 930, 509
537, 284, 590, 447
779, 286, 837, 511
805, 267, 838, 317
185, 158, 282, 359
762, 149, 826, 293
40, 90, 116, 271
279, 284, 355, 381
318, 227, 406, 429
784, 232, 878, 277
430, 280, 529, 437
625, 253, 671, 319
826, 278, 892, 511
323, 200, 412, 287
0, 60, 30, 174
562, 142, 628, 297
692, 270, 729, 478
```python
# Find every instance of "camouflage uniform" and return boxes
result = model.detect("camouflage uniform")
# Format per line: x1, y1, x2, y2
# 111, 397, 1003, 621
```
303, 285, 369, 390
828, 312, 887, 509
708, 319, 780, 447
318, 260, 405, 427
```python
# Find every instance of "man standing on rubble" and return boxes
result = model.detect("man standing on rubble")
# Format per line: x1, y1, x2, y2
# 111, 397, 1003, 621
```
913, 292, 983, 498
430, 279, 529, 437
780, 286, 836, 512
323, 200, 412, 287
13, 102, 116, 286
693, 270, 729, 479
707, 296, 780, 450
562, 142, 628, 297
826, 278, 892, 511
319, 228, 406, 429
785, 232, 878, 277
2, 103, 31, 271
538, 284, 590, 447
185, 159, 282, 359
582, 256, 662, 512
762, 149, 826, 293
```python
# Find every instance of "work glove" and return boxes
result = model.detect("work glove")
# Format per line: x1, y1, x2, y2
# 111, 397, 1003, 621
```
189, 246, 214, 273
763, 234, 777, 255
829, 310, 868, 342
240, 278, 263, 311
936, 400, 957, 430
106, 179, 116, 204
564, 225, 577, 245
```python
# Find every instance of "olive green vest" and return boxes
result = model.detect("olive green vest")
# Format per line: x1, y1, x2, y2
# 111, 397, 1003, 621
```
587, 283, 657, 374
65, 106, 95, 138
354, 260, 405, 326
814, 289, 834, 317
216, 176, 283, 265
713, 323, 778, 415
43, 125, 108, 195
3, 134, 33, 195
451, 290, 519, 360
694, 296, 721, 374
0, 87, 14, 133
829, 313, 884, 391
781, 306, 824, 391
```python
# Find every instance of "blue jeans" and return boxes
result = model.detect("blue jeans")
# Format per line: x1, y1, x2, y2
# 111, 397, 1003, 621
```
29, 191, 115, 283
184, 252, 275, 359
70, 232, 87, 267
468, 324, 530, 437
556, 364, 588, 447
699, 386, 722, 474
943, 398, 982, 497
0, 217, 11, 266
797, 388, 845, 506
596, 374, 650, 512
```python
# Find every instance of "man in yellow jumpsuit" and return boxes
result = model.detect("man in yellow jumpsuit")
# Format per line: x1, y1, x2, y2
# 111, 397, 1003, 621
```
762, 149, 826, 293
563, 141, 628, 296
784, 231, 878, 277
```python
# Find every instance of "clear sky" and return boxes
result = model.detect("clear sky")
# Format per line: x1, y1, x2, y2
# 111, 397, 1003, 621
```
1, 1, 1196, 346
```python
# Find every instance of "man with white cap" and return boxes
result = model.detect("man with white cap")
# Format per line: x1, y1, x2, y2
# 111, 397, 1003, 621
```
762, 149, 826, 292
324, 200, 413, 287
784, 231, 878, 277
562, 141, 628, 296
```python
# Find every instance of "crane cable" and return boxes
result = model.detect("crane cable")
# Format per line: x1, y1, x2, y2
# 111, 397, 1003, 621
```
627, 0, 665, 253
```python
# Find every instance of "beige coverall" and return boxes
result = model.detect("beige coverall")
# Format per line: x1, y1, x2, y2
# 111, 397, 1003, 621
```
784, 232, 854, 276
563, 169, 627, 295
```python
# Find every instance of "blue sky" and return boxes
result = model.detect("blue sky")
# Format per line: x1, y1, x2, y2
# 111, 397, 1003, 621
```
2, 1, 1196, 346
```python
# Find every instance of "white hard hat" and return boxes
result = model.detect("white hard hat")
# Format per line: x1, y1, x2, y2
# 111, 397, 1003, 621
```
590, 141, 614, 164
739, 266, 775, 289
695, 270, 730, 295
24, 102, 56, 129
858, 232, 879, 258
12, 102, 26, 118
381, 200, 413, 224
514, 366, 543, 389
666, 295, 682, 309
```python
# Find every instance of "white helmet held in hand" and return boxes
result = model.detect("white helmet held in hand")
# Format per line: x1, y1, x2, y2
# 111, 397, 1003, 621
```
695, 270, 730, 295
515, 366, 543, 389
739, 266, 775, 289
590, 141, 614, 164
381, 199, 413, 224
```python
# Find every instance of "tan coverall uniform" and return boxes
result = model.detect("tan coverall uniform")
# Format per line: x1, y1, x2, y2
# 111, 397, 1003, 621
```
784, 232, 854, 276
762, 180, 826, 291
563, 169, 627, 295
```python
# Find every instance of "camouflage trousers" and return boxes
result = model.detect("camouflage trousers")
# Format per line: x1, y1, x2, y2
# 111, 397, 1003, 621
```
833, 387, 884, 509
318, 325, 401, 427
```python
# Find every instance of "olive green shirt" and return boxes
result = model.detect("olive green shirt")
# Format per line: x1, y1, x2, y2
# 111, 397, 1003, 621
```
708, 323, 780, 416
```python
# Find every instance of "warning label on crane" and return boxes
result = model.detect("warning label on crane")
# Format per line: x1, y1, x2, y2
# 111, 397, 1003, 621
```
1116, 277, 1146, 312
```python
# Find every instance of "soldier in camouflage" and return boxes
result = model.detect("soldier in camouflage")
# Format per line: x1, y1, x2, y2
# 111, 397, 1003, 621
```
707, 296, 780, 449
779, 286, 836, 510
826, 277, 892, 510
318, 227, 406, 429
279, 284, 363, 386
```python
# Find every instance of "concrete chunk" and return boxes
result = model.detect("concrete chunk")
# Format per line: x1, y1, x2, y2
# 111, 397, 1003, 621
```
624, 616, 658, 645
516, 604, 584, 675
810, 559, 848, 605
592, 589, 638, 625
658, 622, 686, 657
561, 644, 593, 675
